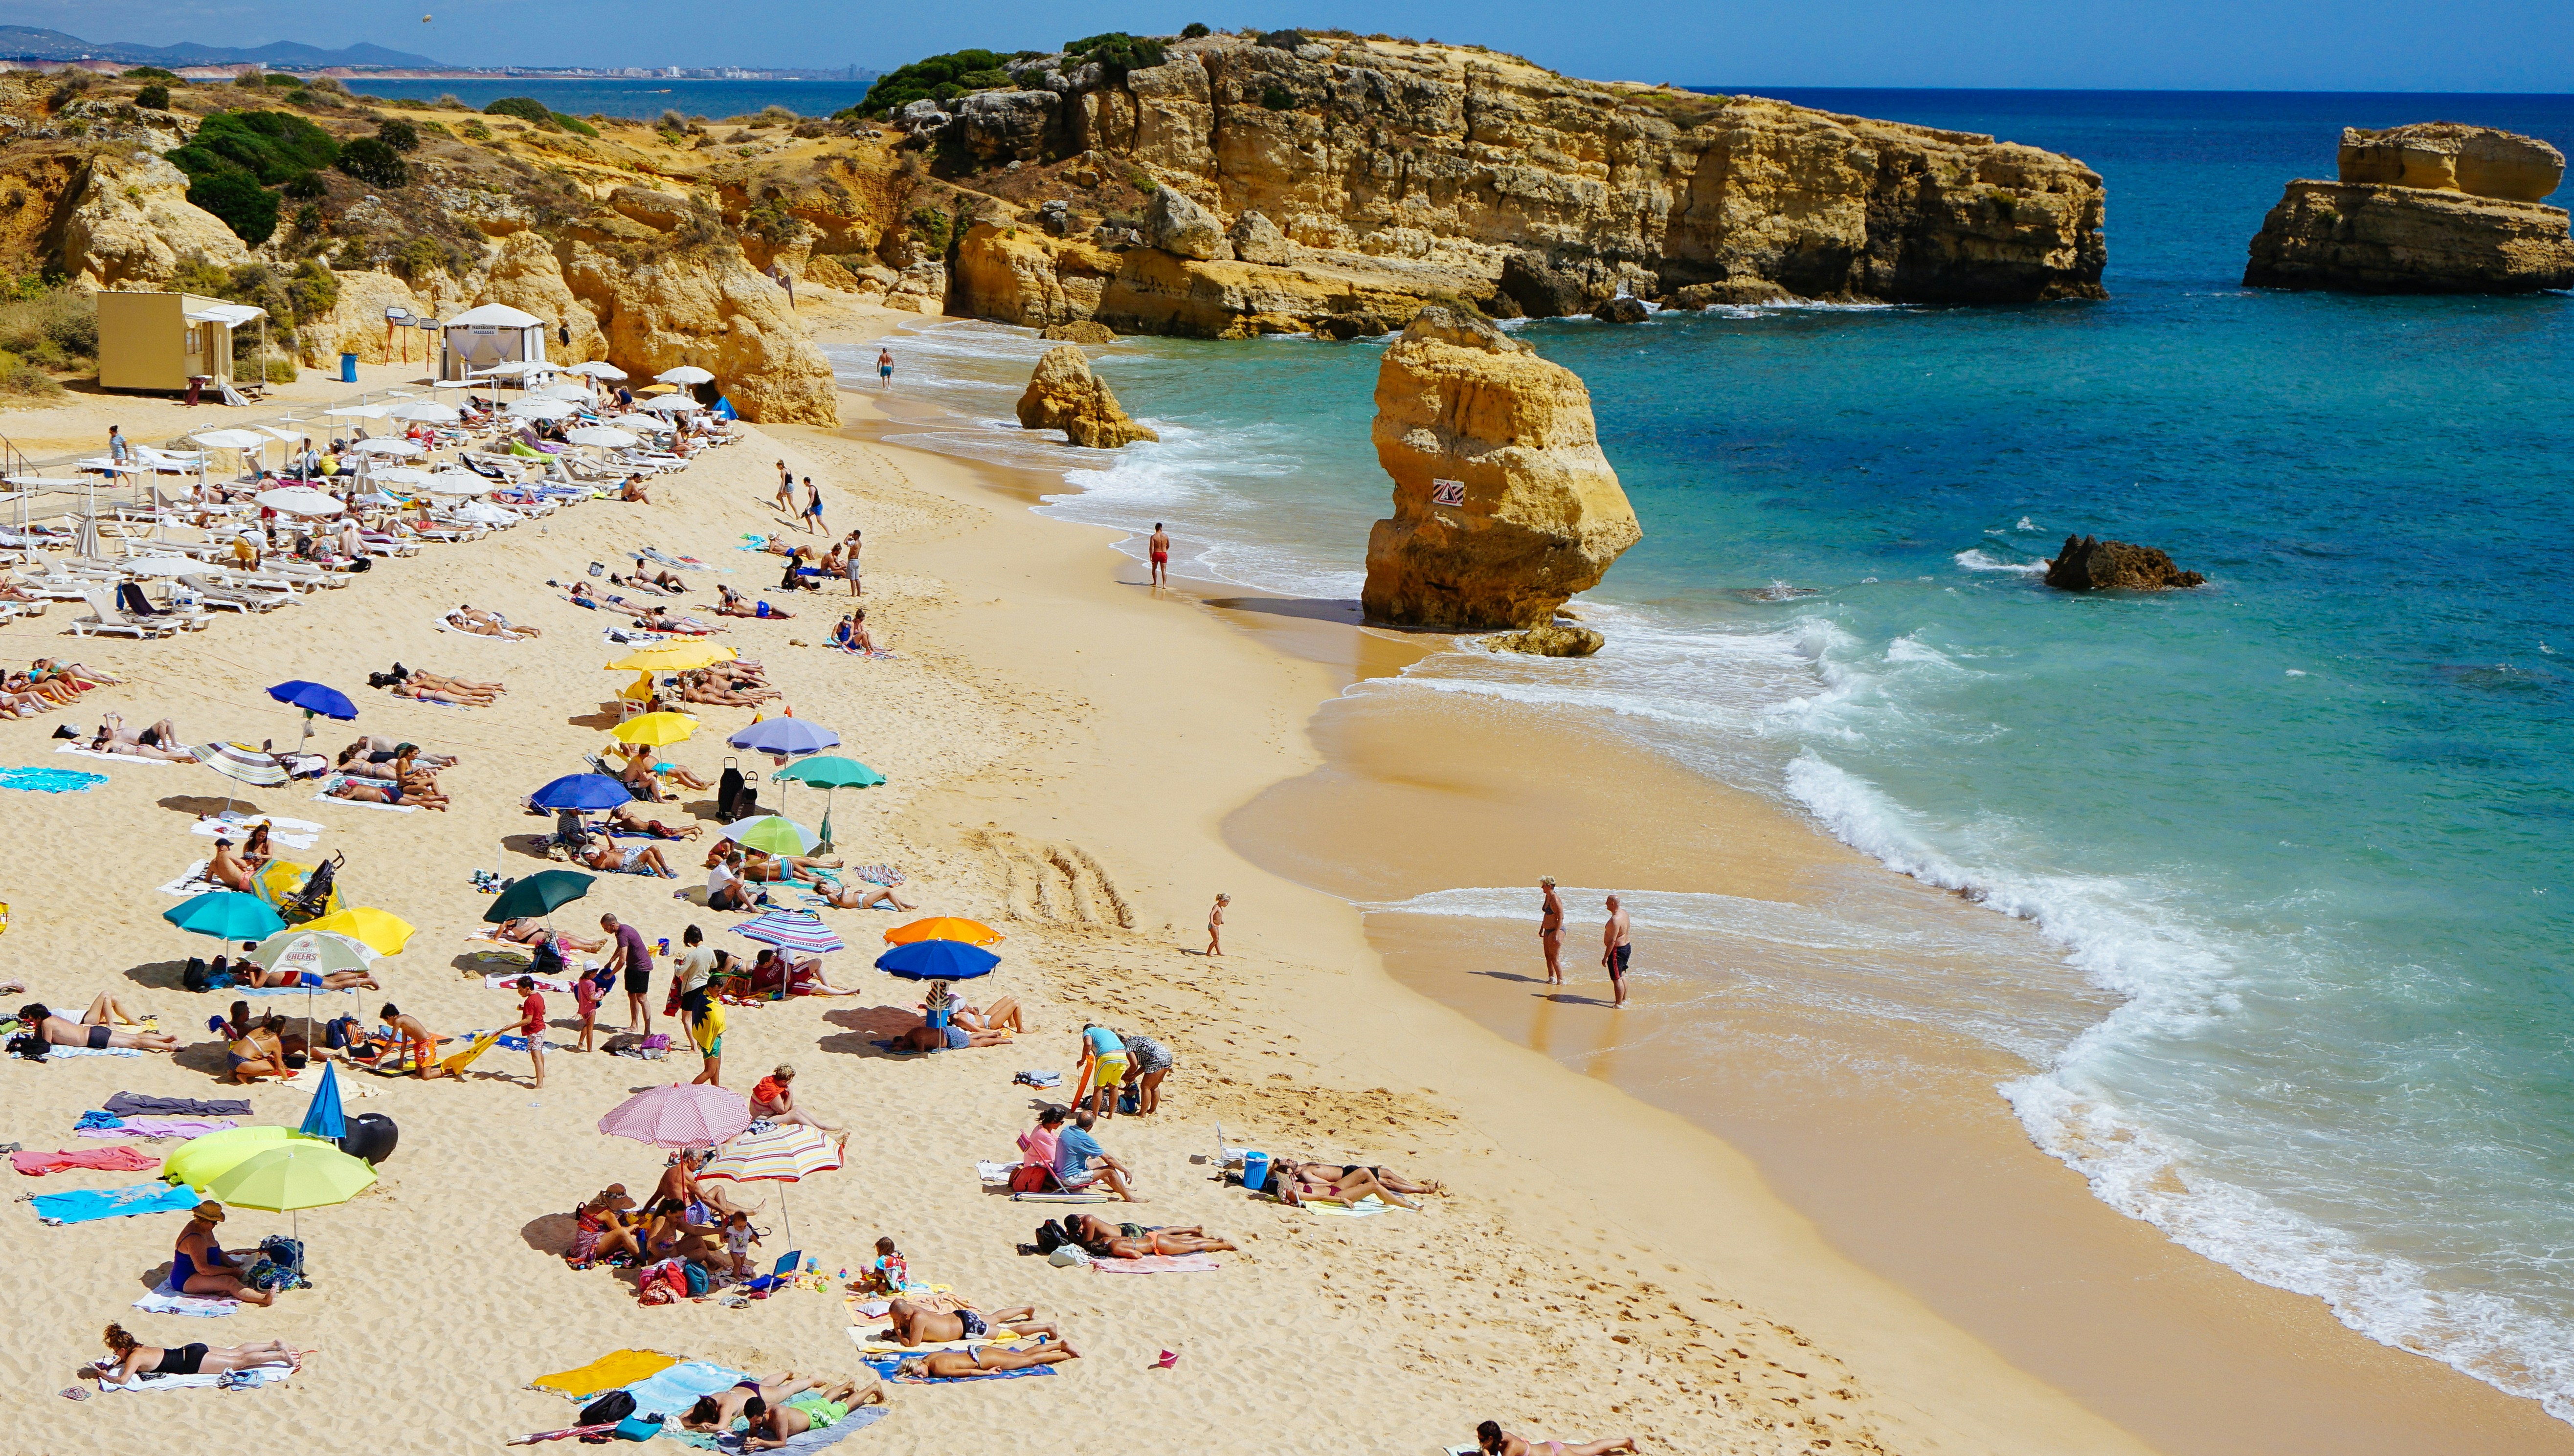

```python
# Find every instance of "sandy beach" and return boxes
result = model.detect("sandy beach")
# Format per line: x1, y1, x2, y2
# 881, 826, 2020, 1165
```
0, 281, 2551, 1456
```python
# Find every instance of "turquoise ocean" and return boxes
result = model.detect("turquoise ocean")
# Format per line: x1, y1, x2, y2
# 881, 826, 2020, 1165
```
829, 89, 2574, 1417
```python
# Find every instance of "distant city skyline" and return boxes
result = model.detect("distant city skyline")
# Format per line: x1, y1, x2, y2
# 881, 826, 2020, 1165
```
4, 0, 2569, 91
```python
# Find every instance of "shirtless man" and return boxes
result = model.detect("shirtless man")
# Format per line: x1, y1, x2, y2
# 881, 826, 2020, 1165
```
1601, 893, 1631, 1009
681, 1374, 824, 1433
739, 1379, 884, 1449
21, 995, 178, 1052
654, 1148, 759, 1220
1147, 522, 1170, 587
1539, 877, 1565, 986
345, 735, 458, 769
380, 1003, 453, 1079
207, 838, 253, 891
879, 1298, 1055, 1346
88, 728, 193, 761
892, 1346, 1078, 1381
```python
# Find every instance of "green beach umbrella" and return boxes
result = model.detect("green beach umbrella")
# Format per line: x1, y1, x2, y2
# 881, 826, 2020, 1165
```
720, 815, 819, 856
771, 757, 882, 852
482, 869, 596, 925
203, 1138, 378, 1245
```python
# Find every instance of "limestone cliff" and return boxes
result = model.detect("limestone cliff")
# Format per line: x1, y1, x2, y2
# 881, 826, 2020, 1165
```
1014, 344, 1158, 448
560, 240, 838, 425
292, 269, 429, 368
1361, 309, 1640, 630
2245, 124, 2574, 293
911, 35, 2104, 337
50, 152, 246, 288
473, 230, 607, 363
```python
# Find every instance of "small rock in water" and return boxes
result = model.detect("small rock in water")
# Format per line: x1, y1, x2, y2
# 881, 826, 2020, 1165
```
2043, 534, 2205, 591
1487, 624, 1606, 657
1591, 296, 1650, 324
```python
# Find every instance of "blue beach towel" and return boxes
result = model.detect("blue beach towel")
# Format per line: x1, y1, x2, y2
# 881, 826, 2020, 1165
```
0, 765, 106, 793
619, 1359, 748, 1416
35, 1182, 202, 1225
662, 1405, 887, 1452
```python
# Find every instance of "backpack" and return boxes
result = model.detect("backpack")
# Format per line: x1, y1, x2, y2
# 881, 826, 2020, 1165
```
577, 1391, 637, 1427
1031, 1218, 1067, 1253
1009, 1164, 1052, 1194
183, 957, 211, 993
683, 1261, 710, 1297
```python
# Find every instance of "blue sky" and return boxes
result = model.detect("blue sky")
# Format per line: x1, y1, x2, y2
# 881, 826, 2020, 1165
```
17, 0, 2573, 90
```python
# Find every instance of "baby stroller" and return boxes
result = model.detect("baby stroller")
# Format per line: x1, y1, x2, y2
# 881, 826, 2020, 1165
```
280, 851, 344, 924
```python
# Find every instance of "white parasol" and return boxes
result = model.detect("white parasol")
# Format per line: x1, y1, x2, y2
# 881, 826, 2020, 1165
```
388, 400, 460, 424
256, 486, 345, 517
565, 426, 641, 447
350, 438, 425, 457
655, 366, 714, 385
506, 399, 577, 420
565, 362, 627, 380
641, 395, 702, 414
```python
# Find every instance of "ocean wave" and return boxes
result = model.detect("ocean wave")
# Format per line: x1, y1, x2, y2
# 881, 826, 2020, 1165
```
1954, 548, 2047, 574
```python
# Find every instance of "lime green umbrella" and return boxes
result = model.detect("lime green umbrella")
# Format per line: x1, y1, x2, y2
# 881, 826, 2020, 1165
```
204, 1138, 378, 1243
720, 815, 819, 856
166, 1125, 295, 1191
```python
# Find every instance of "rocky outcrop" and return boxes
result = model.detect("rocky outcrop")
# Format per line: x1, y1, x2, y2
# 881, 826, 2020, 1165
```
954, 222, 1120, 327
1228, 210, 1294, 265
475, 231, 608, 362
2044, 536, 2204, 592
559, 241, 838, 425
292, 270, 429, 368
49, 152, 246, 288
1488, 623, 1606, 657
2338, 123, 2563, 202
1670, 279, 1792, 307
1014, 344, 1158, 448
1362, 309, 1640, 630
2244, 125, 2574, 293
1592, 297, 1650, 323
1040, 320, 1117, 342
1144, 185, 1229, 260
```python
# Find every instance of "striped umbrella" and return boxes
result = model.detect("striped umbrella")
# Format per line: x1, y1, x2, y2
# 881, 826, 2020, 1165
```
196, 741, 291, 818
700, 1123, 842, 1251
597, 1083, 752, 1150
735, 912, 844, 956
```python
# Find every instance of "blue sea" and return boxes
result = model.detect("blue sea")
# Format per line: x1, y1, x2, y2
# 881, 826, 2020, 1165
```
831, 89, 2574, 1417
298, 77, 875, 120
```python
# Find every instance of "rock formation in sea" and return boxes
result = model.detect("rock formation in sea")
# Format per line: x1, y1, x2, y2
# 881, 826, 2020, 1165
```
1488, 623, 1607, 657
1361, 309, 1641, 630
2244, 124, 2574, 293
2044, 536, 2206, 592
1015, 344, 1159, 448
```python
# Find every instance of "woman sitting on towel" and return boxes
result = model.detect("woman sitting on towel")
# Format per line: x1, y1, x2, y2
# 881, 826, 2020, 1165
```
226, 1016, 291, 1083
170, 1202, 273, 1305
19, 996, 177, 1052
92, 1323, 303, 1384
568, 1185, 642, 1265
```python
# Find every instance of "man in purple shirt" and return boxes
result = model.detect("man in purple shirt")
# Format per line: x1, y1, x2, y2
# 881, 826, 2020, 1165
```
602, 913, 654, 1034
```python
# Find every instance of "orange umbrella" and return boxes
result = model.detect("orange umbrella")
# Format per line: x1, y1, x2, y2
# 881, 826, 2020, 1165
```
882, 917, 1004, 948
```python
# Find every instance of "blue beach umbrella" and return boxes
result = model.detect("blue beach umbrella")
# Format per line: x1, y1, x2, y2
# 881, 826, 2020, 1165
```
727, 717, 839, 758
268, 680, 357, 752
297, 1060, 347, 1142
873, 939, 999, 983
165, 891, 287, 945
528, 774, 632, 811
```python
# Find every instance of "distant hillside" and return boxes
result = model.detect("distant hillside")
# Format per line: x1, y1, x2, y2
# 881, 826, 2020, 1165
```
0, 25, 445, 68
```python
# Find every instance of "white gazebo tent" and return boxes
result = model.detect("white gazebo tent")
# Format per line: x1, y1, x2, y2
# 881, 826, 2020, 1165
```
438, 304, 547, 382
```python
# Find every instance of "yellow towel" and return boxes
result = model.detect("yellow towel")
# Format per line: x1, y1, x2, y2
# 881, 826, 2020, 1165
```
441, 1029, 505, 1074
530, 1349, 676, 1396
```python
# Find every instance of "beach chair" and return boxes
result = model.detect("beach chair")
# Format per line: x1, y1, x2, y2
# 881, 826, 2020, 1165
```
741, 1249, 804, 1294
70, 586, 174, 639
117, 581, 210, 633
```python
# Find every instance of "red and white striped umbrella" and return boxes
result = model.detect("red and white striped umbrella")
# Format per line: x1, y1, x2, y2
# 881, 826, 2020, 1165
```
700, 1123, 841, 1253
734, 912, 844, 956
596, 1083, 751, 1150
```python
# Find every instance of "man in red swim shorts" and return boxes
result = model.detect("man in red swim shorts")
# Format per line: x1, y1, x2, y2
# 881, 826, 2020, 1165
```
1148, 522, 1170, 588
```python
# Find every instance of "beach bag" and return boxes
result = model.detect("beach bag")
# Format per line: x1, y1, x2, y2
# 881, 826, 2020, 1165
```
256, 1235, 306, 1288
577, 1391, 636, 1427
1011, 1165, 1053, 1194
1048, 1244, 1093, 1267
183, 957, 212, 993
612, 1415, 663, 1442
1119, 1088, 1141, 1115
684, 1261, 711, 1297
1032, 1217, 1067, 1251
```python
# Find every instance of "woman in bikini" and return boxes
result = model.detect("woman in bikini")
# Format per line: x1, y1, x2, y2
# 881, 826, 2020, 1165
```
681, 1375, 834, 1433
496, 918, 606, 955
605, 803, 703, 840
1081, 1227, 1238, 1258
21, 996, 178, 1052
1475, 1424, 1635, 1456
87, 728, 193, 761
237, 823, 275, 874
226, 1017, 291, 1083
568, 1185, 643, 1265
168, 1202, 274, 1305
93, 1323, 303, 1385
393, 680, 496, 707
1273, 1161, 1439, 1210
892, 1346, 1080, 1381
818, 878, 916, 912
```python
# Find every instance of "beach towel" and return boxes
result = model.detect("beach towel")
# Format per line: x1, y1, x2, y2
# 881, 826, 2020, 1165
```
0, 764, 105, 792
133, 1280, 239, 1318
485, 971, 577, 993
440, 1029, 506, 1074
620, 1359, 748, 1415
871, 1354, 1054, 1385
243, 982, 359, 998
974, 1161, 1019, 1187
1012, 1070, 1063, 1089
34, 1182, 202, 1224
507, 1425, 620, 1446
1299, 1195, 1403, 1218
90, 1358, 291, 1392
1091, 1253, 1223, 1274
437, 612, 529, 641
661, 1406, 887, 1453
191, 817, 319, 850
106, 1093, 251, 1118
528, 1348, 676, 1400
849, 865, 905, 887
158, 861, 218, 898
13, 1147, 160, 1175
313, 774, 419, 813
78, 1118, 236, 1140
55, 744, 181, 766
41, 1043, 145, 1058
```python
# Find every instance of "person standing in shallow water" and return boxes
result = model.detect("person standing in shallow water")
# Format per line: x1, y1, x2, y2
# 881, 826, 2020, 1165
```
1601, 894, 1631, 1008
876, 347, 893, 386
1148, 523, 1170, 588
1539, 877, 1565, 985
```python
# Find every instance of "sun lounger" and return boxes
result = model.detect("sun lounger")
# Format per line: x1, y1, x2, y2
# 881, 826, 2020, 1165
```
178, 574, 285, 613
71, 586, 175, 639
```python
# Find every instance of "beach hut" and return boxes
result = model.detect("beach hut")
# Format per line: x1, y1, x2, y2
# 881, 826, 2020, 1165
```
95, 291, 269, 401
437, 303, 547, 382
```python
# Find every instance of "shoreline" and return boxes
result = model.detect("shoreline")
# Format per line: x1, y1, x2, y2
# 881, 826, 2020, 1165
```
830, 297, 2574, 1452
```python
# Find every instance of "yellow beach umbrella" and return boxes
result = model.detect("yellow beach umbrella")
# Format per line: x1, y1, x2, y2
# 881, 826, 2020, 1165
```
611, 711, 699, 748
205, 1138, 378, 1244
166, 1125, 294, 1191
607, 641, 734, 672
299, 905, 416, 956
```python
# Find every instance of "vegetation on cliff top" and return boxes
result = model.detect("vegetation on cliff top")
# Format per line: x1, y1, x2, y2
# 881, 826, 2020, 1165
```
483, 96, 600, 137
849, 50, 1021, 117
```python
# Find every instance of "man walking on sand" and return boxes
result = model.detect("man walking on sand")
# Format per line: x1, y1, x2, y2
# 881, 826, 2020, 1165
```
1601, 895, 1631, 1008
774, 461, 795, 517
1539, 877, 1565, 985
1148, 523, 1170, 588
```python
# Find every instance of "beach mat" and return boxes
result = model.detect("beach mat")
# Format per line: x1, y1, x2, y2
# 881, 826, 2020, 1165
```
36, 1183, 204, 1225
661, 1406, 886, 1453
1092, 1253, 1222, 1274
528, 1349, 675, 1400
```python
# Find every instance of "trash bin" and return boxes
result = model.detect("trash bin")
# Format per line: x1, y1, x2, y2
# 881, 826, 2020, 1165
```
184, 375, 208, 406
339, 352, 358, 383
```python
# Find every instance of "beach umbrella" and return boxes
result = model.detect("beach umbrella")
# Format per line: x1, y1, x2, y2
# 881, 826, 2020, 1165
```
727, 718, 837, 758
350, 438, 424, 457
248, 859, 341, 922
771, 755, 882, 841
452, 501, 516, 525
299, 905, 414, 956
609, 711, 697, 748
884, 917, 1003, 949
598, 1083, 752, 1150
324, 404, 389, 419
194, 741, 291, 818
532, 382, 592, 401
565, 426, 641, 447
529, 774, 632, 811
204, 1139, 377, 1243
258, 426, 311, 444
566, 361, 627, 380
482, 868, 595, 925
507, 398, 577, 420
608, 641, 734, 672
700, 1123, 839, 1250
190, 428, 268, 449
721, 815, 819, 856
267, 680, 356, 752
256, 486, 343, 517
655, 365, 715, 385
297, 1061, 347, 1142
124, 555, 201, 578
75, 512, 100, 558
735, 911, 844, 956
388, 400, 460, 424
164, 891, 286, 945
245, 926, 375, 1034
423, 475, 489, 498
874, 939, 999, 982
167, 1125, 294, 1191
370, 467, 438, 487
641, 395, 702, 414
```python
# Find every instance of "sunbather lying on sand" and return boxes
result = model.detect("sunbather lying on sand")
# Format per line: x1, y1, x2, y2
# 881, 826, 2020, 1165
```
731, 847, 841, 886
245, 960, 379, 990
1072, 1217, 1236, 1258
738, 1379, 884, 1448
891, 1346, 1078, 1381
889, 1017, 1009, 1053
495, 918, 604, 954
631, 559, 686, 592
331, 778, 442, 810
448, 605, 537, 638
403, 669, 504, 697
675, 677, 764, 706
20, 996, 177, 1051
714, 585, 791, 619
680, 1375, 836, 1432
745, 949, 862, 998
92, 1323, 307, 1384
879, 1299, 1056, 1346
952, 997, 1026, 1034
342, 734, 458, 769
818, 879, 917, 911
1475, 1424, 1637, 1456
36, 658, 116, 691
605, 803, 702, 840
1269, 1160, 1440, 1210
85, 728, 194, 761
583, 840, 677, 878
96, 712, 181, 747
393, 680, 494, 706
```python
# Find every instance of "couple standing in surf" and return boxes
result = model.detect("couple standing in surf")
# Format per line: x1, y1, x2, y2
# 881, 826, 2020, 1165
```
1540, 878, 1630, 1008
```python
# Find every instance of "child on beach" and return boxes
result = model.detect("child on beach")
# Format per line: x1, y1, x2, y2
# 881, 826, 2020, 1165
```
572, 970, 601, 1053
861, 1235, 908, 1294
515, 976, 547, 1090
723, 1211, 760, 1278
1206, 893, 1228, 956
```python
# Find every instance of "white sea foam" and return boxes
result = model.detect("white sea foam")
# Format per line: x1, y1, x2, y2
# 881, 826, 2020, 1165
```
1953, 548, 2047, 574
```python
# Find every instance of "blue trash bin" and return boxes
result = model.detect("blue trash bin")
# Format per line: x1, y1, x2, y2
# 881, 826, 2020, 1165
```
339, 352, 358, 383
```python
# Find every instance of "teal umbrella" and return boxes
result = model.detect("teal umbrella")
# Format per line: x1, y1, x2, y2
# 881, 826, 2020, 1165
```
481, 869, 595, 925
772, 756, 882, 851
165, 892, 287, 945
297, 1060, 347, 1141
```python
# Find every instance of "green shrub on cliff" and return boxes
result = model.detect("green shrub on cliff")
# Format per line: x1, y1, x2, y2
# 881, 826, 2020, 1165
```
120, 66, 180, 81
135, 84, 170, 110
1063, 32, 1166, 78
337, 136, 409, 189
168, 110, 341, 185
376, 116, 420, 152
185, 172, 280, 245
847, 49, 1013, 117
482, 96, 599, 136
0, 286, 98, 372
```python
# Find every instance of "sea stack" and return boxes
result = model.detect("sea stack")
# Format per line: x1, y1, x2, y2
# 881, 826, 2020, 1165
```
2045, 535, 2205, 592
1014, 345, 1159, 448
1360, 309, 1641, 631
2244, 124, 2574, 293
